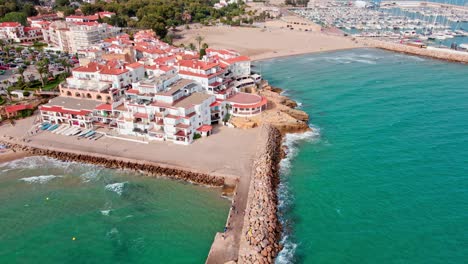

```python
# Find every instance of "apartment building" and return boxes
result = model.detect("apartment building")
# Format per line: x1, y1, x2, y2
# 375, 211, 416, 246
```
0, 22, 43, 43
43, 21, 121, 53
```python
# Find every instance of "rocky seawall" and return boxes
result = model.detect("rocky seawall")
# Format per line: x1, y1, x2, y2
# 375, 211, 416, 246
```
362, 39, 468, 64
238, 125, 283, 263
0, 140, 225, 186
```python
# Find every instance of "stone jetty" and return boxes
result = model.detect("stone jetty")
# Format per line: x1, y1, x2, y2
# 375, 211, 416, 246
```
363, 39, 468, 64
238, 125, 283, 263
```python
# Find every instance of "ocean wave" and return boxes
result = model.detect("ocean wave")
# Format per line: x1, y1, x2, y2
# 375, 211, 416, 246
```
280, 126, 321, 175
276, 235, 297, 264
80, 168, 103, 182
276, 125, 321, 263
105, 182, 127, 196
20, 175, 63, 184
2, 156, 69, 170
1, 156, 101, 174
101, 210, 111, 216
328, 54, 379, 65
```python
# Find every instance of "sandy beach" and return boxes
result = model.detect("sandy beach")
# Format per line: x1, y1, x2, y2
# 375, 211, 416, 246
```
174, 23, 363, 61
0, 149, 30, 163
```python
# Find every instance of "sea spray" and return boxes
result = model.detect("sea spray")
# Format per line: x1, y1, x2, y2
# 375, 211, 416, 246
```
105, 182, 127, 196
276, 126, 320, 264
20, 175, 63, 184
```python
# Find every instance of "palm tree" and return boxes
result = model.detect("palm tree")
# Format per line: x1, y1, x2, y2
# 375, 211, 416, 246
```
36, 58, 50, 88
202, 43, 209, 49
58, 58, 72, 75
195, 35, 204, 51
15, 46, 24, 54
188, 43, 196, 51
182, 11, 192, 25
17, 67, 26, 83
0, 40, 5, 51
4, 46, 11, 59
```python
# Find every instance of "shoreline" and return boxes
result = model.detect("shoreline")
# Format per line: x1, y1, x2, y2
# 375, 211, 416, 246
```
250, 45, 361, 62
0, 139, 227, 187
0, 150, 31, 163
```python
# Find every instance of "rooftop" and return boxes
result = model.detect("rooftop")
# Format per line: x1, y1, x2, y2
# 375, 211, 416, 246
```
43, 96, 102, 111
159, 79, 196, 96
226, 92, 263, 105
173, 92, 213, 109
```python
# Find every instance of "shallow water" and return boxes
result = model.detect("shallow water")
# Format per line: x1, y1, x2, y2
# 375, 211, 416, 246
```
255, 49, 468, 264
0, 156, 229, 263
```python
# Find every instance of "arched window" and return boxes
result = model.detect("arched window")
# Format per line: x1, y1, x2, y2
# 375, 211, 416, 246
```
66, 91, 72, 96
75, 92, 81, 97
96, 95, 102, 100
86, 93, 92, 99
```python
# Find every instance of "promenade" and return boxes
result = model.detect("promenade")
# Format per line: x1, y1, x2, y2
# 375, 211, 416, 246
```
0, 115, 260, 181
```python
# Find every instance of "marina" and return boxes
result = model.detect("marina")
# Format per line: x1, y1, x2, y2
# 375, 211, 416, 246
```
294, 0, 468, 50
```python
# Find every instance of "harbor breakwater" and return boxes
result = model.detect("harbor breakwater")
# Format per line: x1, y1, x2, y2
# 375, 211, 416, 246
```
238, 125, 283, 263
362, 39, 468, 63
0, 139, 225, 187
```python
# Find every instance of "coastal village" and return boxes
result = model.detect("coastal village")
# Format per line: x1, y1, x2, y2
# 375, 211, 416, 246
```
0, 1, 467, 264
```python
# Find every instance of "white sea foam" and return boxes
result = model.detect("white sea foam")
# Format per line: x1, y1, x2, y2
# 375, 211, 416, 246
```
20, 175, 63, 184
280, 125, 321, 175
105, 182, 127, 196
275, 235, 297, 264
101, 210, 111, 216
80, 168, 102, 182
329, 53, 379, 65
276, 125, 321, 264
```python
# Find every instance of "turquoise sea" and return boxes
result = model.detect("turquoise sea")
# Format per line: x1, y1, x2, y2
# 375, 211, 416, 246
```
0, 157, 229, 263
254, 49, 468, 264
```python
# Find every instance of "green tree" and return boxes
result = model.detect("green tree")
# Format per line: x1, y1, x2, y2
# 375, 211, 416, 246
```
58, 58, 72, 75
36, 58, 50, 88
1, 12, 27, 26
22, 3, 37, 17
188, 43, 196, 51
55, 0, 70, 7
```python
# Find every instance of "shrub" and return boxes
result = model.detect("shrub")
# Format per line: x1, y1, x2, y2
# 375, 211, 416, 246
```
193, 133, 202, 140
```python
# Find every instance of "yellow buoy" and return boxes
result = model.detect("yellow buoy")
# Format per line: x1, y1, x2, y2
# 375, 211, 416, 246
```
72, 237, 76, 241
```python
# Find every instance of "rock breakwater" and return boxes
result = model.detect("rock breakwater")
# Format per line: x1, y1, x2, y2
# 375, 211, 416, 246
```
238, 125, 283, 263
0, 140, 225, 186
362, 39, 468, 64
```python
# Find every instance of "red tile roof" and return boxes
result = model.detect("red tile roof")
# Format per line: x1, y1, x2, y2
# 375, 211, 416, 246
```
175, 123, 190, 129
209, 101, 221, 107
39, 105, 91, 116
232, 97, 267, 109
0, 22, 21, 27
225, 56, 251, 64
5, 104, 33, 113
197, 125, 213, 132
178, 60, 218, 71
175, 130, 187, 137
134, 112, 148, 118
95, 104, 112, 111
125, 62, 143, 69
126, 89, 139, 95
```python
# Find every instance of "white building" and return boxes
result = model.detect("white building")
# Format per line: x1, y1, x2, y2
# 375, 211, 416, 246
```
117, 77, 216, 144
43, 21, 121, 53
0, 22, 43, 43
